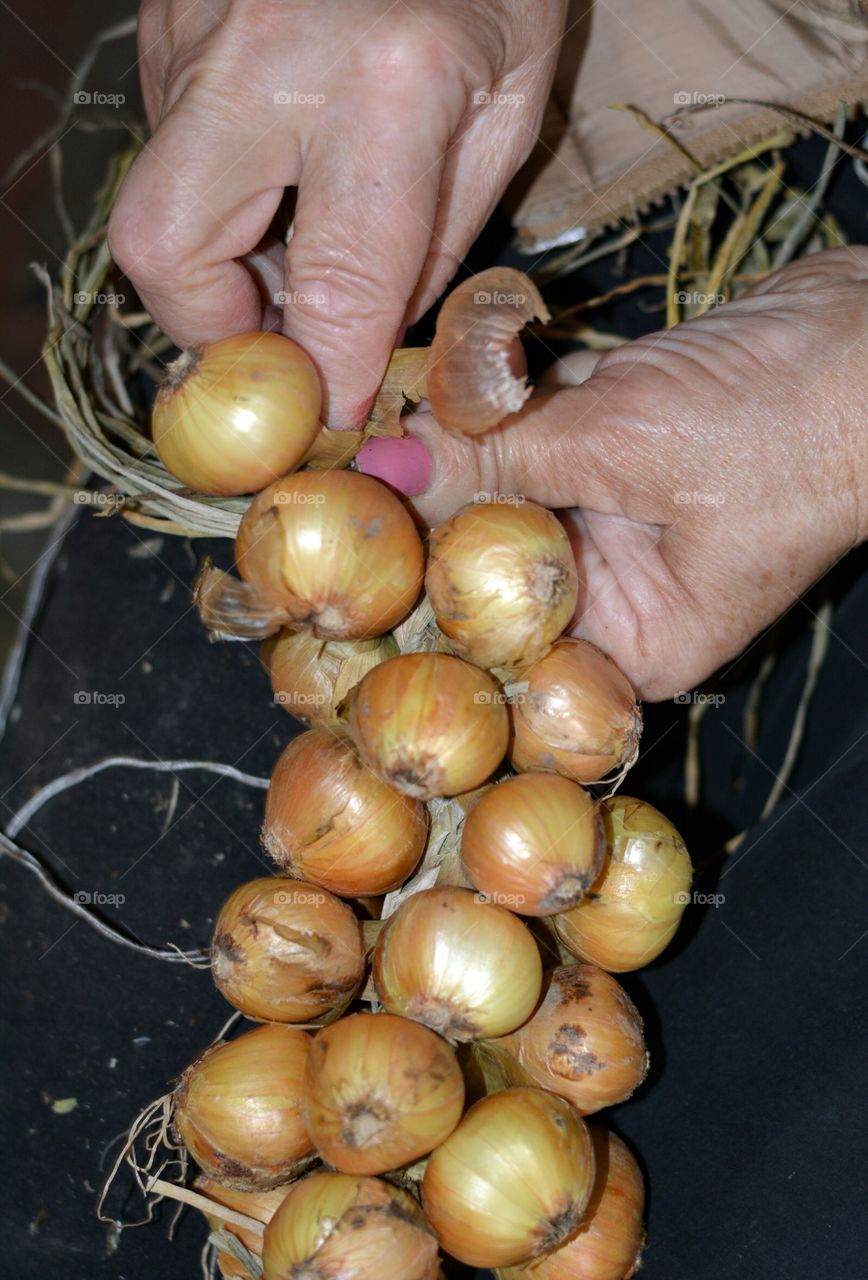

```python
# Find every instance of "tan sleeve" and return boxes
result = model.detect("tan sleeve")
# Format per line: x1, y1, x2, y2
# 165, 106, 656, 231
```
512, 0, 868, 250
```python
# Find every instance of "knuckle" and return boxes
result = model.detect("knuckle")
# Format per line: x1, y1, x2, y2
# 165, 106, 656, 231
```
349, 12, 474, 93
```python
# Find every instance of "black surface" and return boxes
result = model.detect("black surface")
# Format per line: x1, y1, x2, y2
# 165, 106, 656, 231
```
2, 134, 868, 1278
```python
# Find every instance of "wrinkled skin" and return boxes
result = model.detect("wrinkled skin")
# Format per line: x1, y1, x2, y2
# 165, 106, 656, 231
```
404, 250, 868, 699
108, 0, 567, 427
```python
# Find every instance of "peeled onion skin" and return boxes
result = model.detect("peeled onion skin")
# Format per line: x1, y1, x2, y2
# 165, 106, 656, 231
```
173, 1025, 313, 1191
196, 1178, 289, 1280
262, 1171, 439, 1280
349, 652, 510, 799
196, 471, 424, 642
498, 1127, 646, 1280
555, 796, 693, 973
210, 876, 365, 1023
510, 639, 643, 785
302, 1012, 465, 1174
427, 267, 550, 436
262, 630, 398, 727
422, 1086, 595, 1269
373, 886, 543, 1042
460, 773, 605, 916
261, 729, 428, 896
492, 964, 648, 1115
153, 331, 322, 496
426, 499, 578, 669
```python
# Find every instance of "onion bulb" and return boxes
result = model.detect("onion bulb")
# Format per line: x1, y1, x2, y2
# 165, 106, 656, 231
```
195, 471, 424, 641
373, 886, 542, 1040
426, 499, 577, 669
174, 1024, 313, 1190
460, 773, 604, 916
498, 1126, 645, 1280
262, 729, 427, 895
349, 652, 509, 798
211, 876, 364, 1022
195, 1178, 288, 1280
152, 332, 321, 495
303, 1012, 465, 1173
422, 1086, 595, 1268
427, 267, 549, 436
555, 796, 692, 972
493, 964, 648, 1114
301, 423, 361, 469
262, 1170, 439, 1280
511, 639, 642, 784
263, 629, 398, 726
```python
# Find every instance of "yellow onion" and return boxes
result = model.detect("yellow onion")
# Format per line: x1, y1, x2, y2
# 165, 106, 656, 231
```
195, 471, 424, 641
511, 639, 642, 784
555, 797, 692, 972
153, 332, 321, 495
195, 1178, 288, 1280
422, 1086, 595, 1268
460, 773, 604, 916
349, 652, 509, 798
174, 1024, 313, 1190
210, 876, 365, 1022
262, 630, 398, 726
262, 1170, 439, 1280
427, 267, 550, 436
492, 964, 648, 1114
262, 729, 427, 895
426, 499, 578, 669
498, 1126, 645, 1280
303, 1012, 465, 1173
373, 886, 542, 1040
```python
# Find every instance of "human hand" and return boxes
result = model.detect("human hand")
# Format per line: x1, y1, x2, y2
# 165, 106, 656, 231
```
358, 248, 868, 699
108, 0, 566, 428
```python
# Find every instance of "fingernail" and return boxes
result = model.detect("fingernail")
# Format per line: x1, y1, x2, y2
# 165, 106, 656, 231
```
356, 435, 432, 497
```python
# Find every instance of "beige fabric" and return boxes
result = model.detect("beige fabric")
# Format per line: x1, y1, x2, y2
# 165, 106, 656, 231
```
512, 0, 868, 250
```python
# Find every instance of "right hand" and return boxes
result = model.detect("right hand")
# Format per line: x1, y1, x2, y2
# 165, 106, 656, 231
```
109, 0, 567, 428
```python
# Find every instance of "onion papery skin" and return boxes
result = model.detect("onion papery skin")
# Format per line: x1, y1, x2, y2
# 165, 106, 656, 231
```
427, 267, 550, 436
174, 1025, 313, 1190
426, 499, 578, 669
493, 964, 648, 1114
303, 1012, 465, 1174
498, 1126, 646, 1280
422, 1086, 595, 1268
153, 332, 321, 495
349, 652, 509, 799
460, 773, 604, 916
262, 630, 398, 727
211, 876, 365, 1022
196, 1178, 289, 1280
234, 470, 424, 640
262, 729, 428, 896
262, 1171, 439, 1280
555, 797, 693, 972
510, 639, 642, 784
373, 886, 543, 1041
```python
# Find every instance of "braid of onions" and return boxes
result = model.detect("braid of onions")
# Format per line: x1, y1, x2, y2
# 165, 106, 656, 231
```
119, 267, 696, 1280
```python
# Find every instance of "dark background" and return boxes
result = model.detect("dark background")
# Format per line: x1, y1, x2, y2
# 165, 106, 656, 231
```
1, 7, 867, 1279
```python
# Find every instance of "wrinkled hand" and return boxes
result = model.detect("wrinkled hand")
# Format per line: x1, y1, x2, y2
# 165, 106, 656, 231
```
109, 0, 566, 428
360, 249, 868, 700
